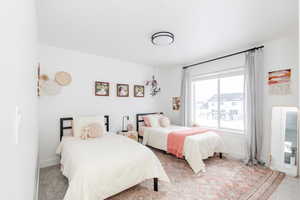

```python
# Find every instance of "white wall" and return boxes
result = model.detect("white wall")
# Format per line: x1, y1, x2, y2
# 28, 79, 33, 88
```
39, 45, 160, 167
158, 33, 298, 161
262, 33, 298, 164
0, 1, 38, 200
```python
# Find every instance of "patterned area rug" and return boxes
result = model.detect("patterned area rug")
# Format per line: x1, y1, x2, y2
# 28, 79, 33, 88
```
39, 149, 284, 200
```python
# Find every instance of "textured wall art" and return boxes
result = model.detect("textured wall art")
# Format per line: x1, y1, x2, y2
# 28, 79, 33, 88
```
55, 71, 72, 86
268, 69, 291, 95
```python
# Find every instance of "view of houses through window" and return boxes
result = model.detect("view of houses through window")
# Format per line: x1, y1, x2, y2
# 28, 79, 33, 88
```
192, 72, 244, 132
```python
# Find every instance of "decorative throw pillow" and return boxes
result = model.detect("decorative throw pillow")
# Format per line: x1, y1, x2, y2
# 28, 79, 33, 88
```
73, 115, 106, 138
159, 117, 170, 128
192, 123, 201, 127
143, 114, 162, 127
80, 123, 103, 140
143, 116, 151, 127
147, 115, 161, 127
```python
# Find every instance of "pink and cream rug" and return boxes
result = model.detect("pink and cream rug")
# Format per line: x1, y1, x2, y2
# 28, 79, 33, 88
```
109, 149, 285, 200
39, 149, 285, 200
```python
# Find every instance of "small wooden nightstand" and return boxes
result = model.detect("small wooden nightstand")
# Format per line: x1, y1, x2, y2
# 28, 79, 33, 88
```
117, 131, 138, 141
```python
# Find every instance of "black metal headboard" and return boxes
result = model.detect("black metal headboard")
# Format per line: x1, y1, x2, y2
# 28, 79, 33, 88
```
60, 115, 109, 141
136, 112, 163, 139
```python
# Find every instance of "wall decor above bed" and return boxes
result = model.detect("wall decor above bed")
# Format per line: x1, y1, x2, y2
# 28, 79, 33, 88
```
117, 84, 129, 97
146, 75, 161, 96
95, 81, 110, 96
134, 85, 144, 97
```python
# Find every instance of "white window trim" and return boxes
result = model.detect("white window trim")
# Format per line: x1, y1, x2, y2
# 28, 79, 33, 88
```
191, 67, 245, 134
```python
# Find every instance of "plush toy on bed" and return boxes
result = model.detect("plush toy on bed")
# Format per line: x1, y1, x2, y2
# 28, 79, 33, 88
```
192, 123, 200, 127
80, 123, 103, 140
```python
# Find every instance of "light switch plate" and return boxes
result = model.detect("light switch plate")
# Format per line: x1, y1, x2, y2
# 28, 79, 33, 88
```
15, 106, 22, 144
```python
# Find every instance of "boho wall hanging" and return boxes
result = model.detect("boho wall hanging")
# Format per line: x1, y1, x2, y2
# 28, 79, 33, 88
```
268, 69, 291, 95
38, 65, 72, 96
55, 71, 72, 86
95, 81, 110, 96
146, 75, 161, 96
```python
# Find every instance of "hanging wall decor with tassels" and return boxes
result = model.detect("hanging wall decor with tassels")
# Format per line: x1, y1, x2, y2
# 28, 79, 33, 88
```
146, 75, 161, 96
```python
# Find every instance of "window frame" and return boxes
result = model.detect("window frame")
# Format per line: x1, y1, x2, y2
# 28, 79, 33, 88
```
191, 68, 245, 134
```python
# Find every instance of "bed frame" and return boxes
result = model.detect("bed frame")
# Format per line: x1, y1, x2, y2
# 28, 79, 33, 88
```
135, 112, 223, 159
59, 115, 159, 192
136, 112, 164, 141
60, 116, 110, 141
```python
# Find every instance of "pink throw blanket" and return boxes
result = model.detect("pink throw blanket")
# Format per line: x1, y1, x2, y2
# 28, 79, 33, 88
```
167, 128, 209, 158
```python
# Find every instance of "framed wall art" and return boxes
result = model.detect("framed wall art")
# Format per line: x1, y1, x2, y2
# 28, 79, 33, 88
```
268, 69, 291, 95
117, 84, 129, 97
134, 85, 144, 97
172, 97, 181, 111
95, 81, 110, 96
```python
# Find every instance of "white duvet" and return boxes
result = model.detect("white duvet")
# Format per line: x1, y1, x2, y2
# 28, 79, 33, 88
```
56, 134, 169, 200
142, 125, 224, 173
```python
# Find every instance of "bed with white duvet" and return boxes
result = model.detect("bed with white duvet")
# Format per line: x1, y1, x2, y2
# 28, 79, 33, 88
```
56, 116, 169, 200
136, 113, 224, 173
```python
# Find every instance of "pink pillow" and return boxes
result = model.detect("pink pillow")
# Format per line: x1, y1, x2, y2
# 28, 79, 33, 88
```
80, 123, 104, 140
159, 117, 170, 127
143, 116, 151, 127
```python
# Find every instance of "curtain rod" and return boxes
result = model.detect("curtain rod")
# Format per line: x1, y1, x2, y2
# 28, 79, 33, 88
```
182, 45, 264, 70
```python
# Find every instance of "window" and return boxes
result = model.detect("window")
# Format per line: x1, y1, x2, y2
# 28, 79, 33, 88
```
192, 71, 244, 132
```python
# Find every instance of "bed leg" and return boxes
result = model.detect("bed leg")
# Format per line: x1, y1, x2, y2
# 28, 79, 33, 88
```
154, 178, 158, 192
219, 153, 223, 159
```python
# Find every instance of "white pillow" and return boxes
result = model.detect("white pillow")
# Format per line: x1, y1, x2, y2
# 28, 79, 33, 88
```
147, 115, 161, 128
73, 115, 106, 138
159, 116, 171, 127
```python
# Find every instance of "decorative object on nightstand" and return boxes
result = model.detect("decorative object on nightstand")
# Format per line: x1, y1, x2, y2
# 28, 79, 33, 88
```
117, 130, 138, 141
127, 123, 133, 131
122, 115, 129, 132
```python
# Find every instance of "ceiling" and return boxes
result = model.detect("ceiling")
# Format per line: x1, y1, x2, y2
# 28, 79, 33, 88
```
38, 0, 298, 67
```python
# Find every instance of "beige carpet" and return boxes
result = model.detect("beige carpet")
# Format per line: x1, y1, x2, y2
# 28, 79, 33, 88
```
39, 149, 284, 200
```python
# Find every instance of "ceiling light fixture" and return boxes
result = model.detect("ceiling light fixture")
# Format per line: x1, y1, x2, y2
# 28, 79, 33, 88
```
151, 31, 174, 46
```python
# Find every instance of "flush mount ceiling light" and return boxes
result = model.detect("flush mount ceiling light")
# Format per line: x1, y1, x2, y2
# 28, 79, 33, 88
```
151, 31, 174, 46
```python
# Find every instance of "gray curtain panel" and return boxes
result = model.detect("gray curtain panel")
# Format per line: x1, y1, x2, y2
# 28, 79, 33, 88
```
180, 69, 189, 126
244, 49, 264, 165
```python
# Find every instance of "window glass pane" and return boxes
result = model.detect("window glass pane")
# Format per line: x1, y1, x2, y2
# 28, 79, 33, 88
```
220, 75, 244, 130
193, 78, 218, 128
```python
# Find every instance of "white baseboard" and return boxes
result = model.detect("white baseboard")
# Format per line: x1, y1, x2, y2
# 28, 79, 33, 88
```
39, 157, 60, 168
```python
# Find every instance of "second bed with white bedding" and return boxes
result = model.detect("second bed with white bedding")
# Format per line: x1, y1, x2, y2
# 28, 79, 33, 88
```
56, 134, 169, 200
141, 125, 224, 173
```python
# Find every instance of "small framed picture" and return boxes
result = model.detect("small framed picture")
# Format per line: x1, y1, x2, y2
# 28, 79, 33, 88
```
117, 84, 129, 97
172, 97, 181, 111
95, 81, 109, 96
134, 85, 144, 97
